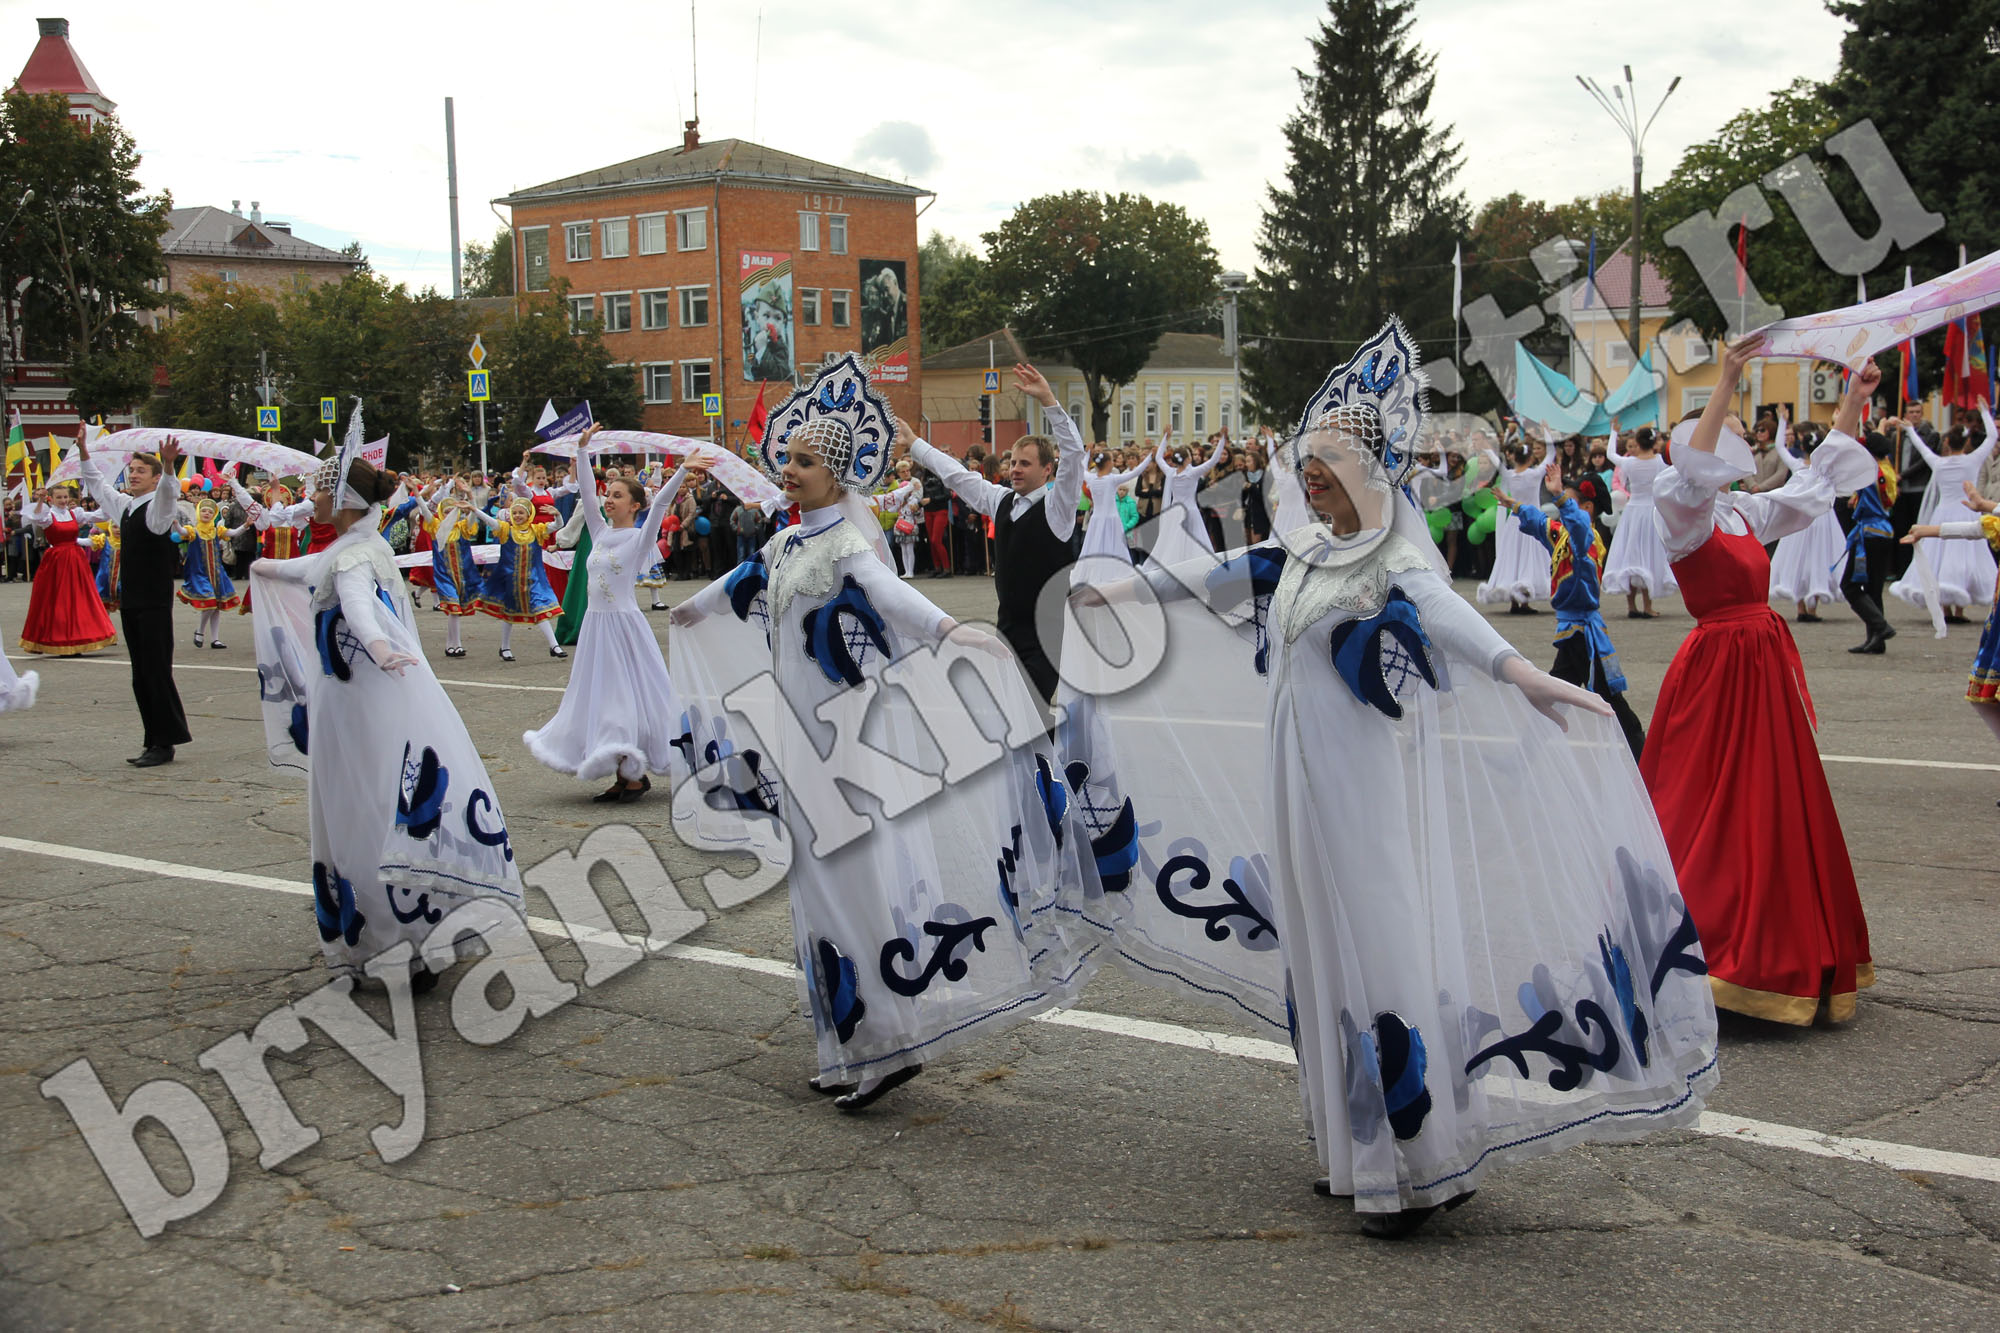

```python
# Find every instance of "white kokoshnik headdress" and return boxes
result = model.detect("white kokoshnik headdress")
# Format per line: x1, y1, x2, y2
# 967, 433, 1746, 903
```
759, 352, 894, 493
312, 398, 371, 512
1291, 316, 1430, 488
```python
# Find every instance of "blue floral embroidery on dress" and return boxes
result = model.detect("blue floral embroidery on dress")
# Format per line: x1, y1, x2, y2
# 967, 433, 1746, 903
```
800, 574, 891, 686
724, 556, 769, 622
1155, 851, 1279, 949
812, 937, 867, 1043
464, 788, 514, 863
1035, 754, 1069, 850
995, 823, 1025, 935
1066, 758, 1140, 894
313, 861, 365, 947
1206, 546, 1287, 674
395, 742, 449, 840
881, 908, 999, 997
1327, 587, 1437, 719
1342, 1009, 1432, 1143
1599, 934, 1649, 1067
388, 885, 443, 925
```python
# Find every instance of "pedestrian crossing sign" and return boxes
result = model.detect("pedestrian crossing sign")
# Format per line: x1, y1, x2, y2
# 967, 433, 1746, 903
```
468, 370, 491, 402
982, 370, 1001, 393
319, 397, 336, 424
702, 394, 722, 417
256, 406, 281, 432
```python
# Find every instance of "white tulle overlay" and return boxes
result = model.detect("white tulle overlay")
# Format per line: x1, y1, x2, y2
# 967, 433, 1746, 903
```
667, 510, 1105, 1084
1891, 423, 1998, 612
1077, 468, 1140, 568
1476, 467, 1550, 605
0, 642, 38, 713
1060, 538, 1718, 1213
525, 472, 687, 783
1601, 455, 1678, 597
1768, 509, 1848, 609
252, 528, 523, 977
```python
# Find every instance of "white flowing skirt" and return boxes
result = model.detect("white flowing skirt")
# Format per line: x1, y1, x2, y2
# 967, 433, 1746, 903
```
525, 604, 682, 783
0, 645, 37, 713
1769, 508, 1847, 609
1601, 496, 1679, 598
1476, 515, 1546, 605
1892, 496, 1998, 610
1078, 507, 1134, 567
1147, 503, 1215, 567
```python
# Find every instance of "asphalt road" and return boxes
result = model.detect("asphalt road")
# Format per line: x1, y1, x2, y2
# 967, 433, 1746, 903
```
1, 568, 1996, 1332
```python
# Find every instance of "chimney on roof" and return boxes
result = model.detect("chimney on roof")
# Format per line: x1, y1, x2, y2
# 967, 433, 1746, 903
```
250, 201, 261, 224
38, 18, 69, 38
268, 222, 290, 234
231, 199, 241, 216
682, 119, 700, 153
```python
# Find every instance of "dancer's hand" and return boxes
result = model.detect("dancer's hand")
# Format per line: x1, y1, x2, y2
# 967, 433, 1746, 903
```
1012, 363, 1057, 409
158, 438, 182, 473
371, 644, 419, 676
945, 620, 1012, 661
1902, 525, 1940, 544
1499, 655, 1611, 731
1964, 481, 1998, 515
892, 416, 918, 459
667, 603, 704, 628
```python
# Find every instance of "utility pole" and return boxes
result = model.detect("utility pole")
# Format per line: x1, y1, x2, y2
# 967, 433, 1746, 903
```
1220, 271, 1246, 440
1577, 67, 1681, 359
445, 97, 463, 300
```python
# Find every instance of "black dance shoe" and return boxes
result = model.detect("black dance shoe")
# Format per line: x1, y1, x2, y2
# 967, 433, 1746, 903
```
192, 632, 204, 647
614, 775, 652, 803
408, 964, 441, 996
210, 640, 226, 650
499, 648, 515, 662
1312, 1178, 1353, 1200
1359, 1190, 1475, 1241
833, 1063, 923, 1112
129, 746, 175, 768
1795, 611, 1821, 623
550, 645, 567, 659
1848, 633, 1887, 654
591, 782, 627, 803
808, 1075, 857, 1097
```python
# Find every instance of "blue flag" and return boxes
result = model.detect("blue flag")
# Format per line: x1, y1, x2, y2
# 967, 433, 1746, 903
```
534, 400, 594, 444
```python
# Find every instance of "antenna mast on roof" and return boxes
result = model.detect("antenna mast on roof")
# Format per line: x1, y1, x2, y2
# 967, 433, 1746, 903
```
690, 1, 700, 134
752, 8, 762, 142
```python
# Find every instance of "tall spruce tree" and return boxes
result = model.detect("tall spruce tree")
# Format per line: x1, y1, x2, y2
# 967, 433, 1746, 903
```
1824, 0, 2000, 275
1244, 0, 1469, 426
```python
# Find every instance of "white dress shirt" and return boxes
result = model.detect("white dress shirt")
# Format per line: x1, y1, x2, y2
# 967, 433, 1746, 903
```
907, 405, 1087, 541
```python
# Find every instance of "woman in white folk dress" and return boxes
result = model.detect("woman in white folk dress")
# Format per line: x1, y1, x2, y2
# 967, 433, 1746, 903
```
1601, 425, 1678, 616
1890, 408, 1997, 622
251, 439, 522, 990
1476, 442, 1553, 612
1766, 414, 1848, 622
669, 355, 1099, 1112
1074, 446, 1152, 580
524, 432, 704, 802
1149, 436, 1227, 565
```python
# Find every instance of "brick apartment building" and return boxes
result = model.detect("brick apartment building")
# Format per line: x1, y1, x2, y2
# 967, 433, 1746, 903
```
496, 124, 930, 443
142, 203, 363, 330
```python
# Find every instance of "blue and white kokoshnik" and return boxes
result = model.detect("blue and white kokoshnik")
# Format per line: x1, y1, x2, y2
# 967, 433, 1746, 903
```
1295, 316, 1430, 488
758, 352, 896, 491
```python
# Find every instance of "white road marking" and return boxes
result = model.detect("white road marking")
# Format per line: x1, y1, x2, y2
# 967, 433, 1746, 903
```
1822, 754, 2000, 774
3, 653, 565, 693
5, 834, 1997, 1187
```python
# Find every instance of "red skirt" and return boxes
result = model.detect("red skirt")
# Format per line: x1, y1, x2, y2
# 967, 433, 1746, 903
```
20, 541, 118, 655
1640, 604, 1872, 1023
408, 525, 436, 588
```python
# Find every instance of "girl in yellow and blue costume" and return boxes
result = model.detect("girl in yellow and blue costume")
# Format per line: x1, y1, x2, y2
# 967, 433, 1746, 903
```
473, 496, 566, 662
170, 496, 250, 648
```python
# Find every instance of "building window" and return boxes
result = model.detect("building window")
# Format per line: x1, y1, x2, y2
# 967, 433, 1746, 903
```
1069, 405, 1084, 432
1685, 337, 1713, 365
1220, 400, 1232, 432
643, 363, 674, 403
568, 294, 596, 332
1120, 401, 1135, 437
1170, 401, 1184, 435
1192, 399, 1206, 434
799, 212, 820, 251
800, 288, 821, 325
681, 360, 713, 400
830, 289, 851, 327
679, 286, 710, 327
601, 218, 630, 259
1605, 341, 1633, 368
1145, 401, 1160, 435
637, 213, 667, 255
565, 222, 592, 262
640, 289, 673, 330
602, 292, 632, 333
828, 214, 848, 255
675, 208, 707, 251
1681, 388, 1713, 417
218, 269, 238, 283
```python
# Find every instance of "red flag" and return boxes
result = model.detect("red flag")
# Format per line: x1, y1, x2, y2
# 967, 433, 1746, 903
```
1735, 218, 1749, 299
745, 381, 769, 446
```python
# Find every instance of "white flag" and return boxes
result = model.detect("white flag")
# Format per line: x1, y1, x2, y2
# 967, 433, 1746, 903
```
535, 399, 559, 434
1451, 242, 1463, 323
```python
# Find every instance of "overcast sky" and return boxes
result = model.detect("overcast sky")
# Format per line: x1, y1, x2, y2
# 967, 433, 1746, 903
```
10, 0, 1851, 295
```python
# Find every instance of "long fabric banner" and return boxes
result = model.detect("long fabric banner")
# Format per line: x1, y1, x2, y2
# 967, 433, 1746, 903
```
46, 429, 324, 486
528, 432, 785, 511
1748, 248, 2000, 366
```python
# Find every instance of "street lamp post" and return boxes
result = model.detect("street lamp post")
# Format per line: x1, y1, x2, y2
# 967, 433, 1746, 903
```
1576, 67, 1681, 358
1219, 270, 1247, 439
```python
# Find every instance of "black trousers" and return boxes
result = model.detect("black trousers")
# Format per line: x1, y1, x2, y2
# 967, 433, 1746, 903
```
1001, 622, 1060, 702
1551, 633, 1645, 761
121, 603, 191, 749
1842, 538, 1894, 638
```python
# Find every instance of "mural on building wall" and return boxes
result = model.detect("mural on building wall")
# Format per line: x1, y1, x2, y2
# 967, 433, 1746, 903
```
860, 258, 910, 384
739, 251, 796, 383
522, 228, 550, 292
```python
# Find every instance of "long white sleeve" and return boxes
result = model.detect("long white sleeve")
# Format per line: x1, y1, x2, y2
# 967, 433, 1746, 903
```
333, 564, 402, 662
908, 438, 1009, 518
639, 465, 691, 550
1186, 438, 1228, 480
1904, 426, 1943, 472
1041, 406, 1088, 541
1605, 429, 1625, 465
1405, 571, 1524, 679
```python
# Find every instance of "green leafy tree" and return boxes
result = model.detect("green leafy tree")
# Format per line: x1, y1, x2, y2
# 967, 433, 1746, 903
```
280, 272, 442, 464
1824, 0, 2000, 277
983, 193, 1219, 443
0, 90, 169, 415
1641, 78, 1846, 340
463, 226, 515, 297
481, 283, 640, 467
1244, 0, 1470, 427
916, 230, 1004, 353
154, 276, 284, 436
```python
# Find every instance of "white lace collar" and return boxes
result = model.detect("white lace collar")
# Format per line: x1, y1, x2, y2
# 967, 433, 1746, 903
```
1272, 528, 1435, 642
765, 513, 872, 619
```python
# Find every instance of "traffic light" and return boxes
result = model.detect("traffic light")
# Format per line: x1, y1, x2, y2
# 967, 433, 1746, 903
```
459, 404, 477, 444
486, 401, 505, 445
978, 393, 993, 445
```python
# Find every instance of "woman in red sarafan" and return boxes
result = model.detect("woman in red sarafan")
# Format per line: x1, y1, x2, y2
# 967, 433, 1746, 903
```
1641, 340, 1883, 1025
18, 483, 118, 655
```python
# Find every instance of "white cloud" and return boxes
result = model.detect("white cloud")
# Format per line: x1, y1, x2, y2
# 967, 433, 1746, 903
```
16, 0, 1850, 292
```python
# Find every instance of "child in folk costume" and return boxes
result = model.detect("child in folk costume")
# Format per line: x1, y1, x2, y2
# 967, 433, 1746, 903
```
1642, 341, 1880, 1024
170, 494, 249, 648
421, 488, 485, 658
526, 441, 706, 801
18, 484, 118, 656
1838, 427, 1900, 655
1067, 320, 1719, 1239
1890, 408, 1997, 622
870, 465, 924, 578
1601, 425, 1676, 615
1499, 464, 1647, 759
250, 437, 522, 989
473, 497, 567, 661
669, 354, 1098, 1112
1767, 414, 1848, 621
228, 475, 310, 615
90, 520, 120, 611
1905, 480, 2000, 755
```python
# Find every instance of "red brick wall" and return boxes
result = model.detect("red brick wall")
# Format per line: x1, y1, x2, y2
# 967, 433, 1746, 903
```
513, 177, 921, 451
